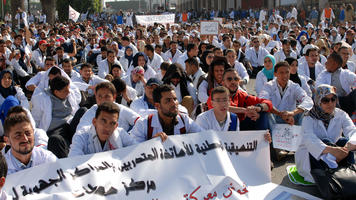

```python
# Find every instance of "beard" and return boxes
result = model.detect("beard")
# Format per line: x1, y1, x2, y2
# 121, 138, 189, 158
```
13, 142, 34, 155
162, 107, 178, 118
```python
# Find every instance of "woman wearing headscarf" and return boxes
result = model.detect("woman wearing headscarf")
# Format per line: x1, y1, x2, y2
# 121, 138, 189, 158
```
255, 55, 275, 95
126, 52, 156, 80
285, 57, 312, 97
0, 70, 29, 109
199, 50, 214, 73
119, 46, 135, 72
295, 84, 356, 184
122, 66, 145, 97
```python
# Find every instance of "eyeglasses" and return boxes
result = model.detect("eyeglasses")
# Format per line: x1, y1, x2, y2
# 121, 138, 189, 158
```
321, 96, 337, 104
226, 77, 239, 81
207, 55, 214, 59
212, 98, 229, 103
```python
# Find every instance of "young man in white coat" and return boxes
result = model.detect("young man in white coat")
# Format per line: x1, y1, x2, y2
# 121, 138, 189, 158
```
297, 47, 325, 81
3, 114, 57, 175
98, 50, 123, 79
31, 76, 86, 158
76, 82, 140, 132
259, 61, 314, 127
274, 39, 298, 63
144, 44, 164, 73
316, 53, 356, 116
185, 57, 206, 89
69, 102, 137, 157
130, 84, 202, 143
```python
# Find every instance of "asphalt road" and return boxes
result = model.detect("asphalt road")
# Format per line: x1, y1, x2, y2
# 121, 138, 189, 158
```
245, 79, 322, 198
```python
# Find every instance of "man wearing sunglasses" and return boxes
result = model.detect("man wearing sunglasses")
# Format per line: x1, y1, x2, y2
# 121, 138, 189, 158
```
316, 52, 356, 117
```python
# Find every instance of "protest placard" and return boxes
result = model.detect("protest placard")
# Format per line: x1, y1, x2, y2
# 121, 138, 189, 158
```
213, 17, 224, 24
272, 124, 302, 151
135, 14, 175, 26
200, 21, 219, 35
3, 130, 318, 199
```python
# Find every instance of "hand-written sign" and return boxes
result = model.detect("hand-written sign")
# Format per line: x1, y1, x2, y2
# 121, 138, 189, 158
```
272, 124, 302, 151
201, 21, 219, 35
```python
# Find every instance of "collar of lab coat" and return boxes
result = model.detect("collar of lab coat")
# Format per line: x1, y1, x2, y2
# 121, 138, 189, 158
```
150, 113, 185, 130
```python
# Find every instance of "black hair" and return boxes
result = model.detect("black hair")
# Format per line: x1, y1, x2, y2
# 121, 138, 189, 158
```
4, 114, 32, 137
185, 57, 198, 67
211, 86, 230, 100
95, 82, 117, 95
285, 57, 298, 66
81, 63, 93, 70
153, 84, 174, 103
49, 76, 70, 93
95, 102, 120, 119
274, 61, 290, 73
328, 52, 343, 66
48, 67, 61, 76
187, 43, 196, 53
145, 44, 154, 52
111, 78, 126, 93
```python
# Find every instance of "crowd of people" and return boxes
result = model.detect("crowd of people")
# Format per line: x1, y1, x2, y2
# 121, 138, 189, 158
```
0, 3, 354, 198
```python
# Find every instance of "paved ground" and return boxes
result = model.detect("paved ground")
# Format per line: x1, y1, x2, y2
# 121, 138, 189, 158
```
245, 79, 322, 198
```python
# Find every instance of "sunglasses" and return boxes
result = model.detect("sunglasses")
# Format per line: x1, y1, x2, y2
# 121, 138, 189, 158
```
207, 55, 214, 59
226, 77, 239, 81
321, 96, 337, 104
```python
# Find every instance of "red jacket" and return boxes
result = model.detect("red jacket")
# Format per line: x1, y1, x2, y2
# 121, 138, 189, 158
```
207, 89, 273, 120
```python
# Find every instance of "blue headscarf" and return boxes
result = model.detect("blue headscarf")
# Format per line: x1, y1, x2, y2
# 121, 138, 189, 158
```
297, 30, 309, 42
0, 96, 20, 124
0, 70, 17, 99
262, 55, 276, 80
124, 46, 134, 67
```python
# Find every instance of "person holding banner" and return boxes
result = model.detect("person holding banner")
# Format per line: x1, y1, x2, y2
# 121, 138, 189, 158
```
68, 102, 137, 157
130, 84, 202, 142
295, 84, 356, 183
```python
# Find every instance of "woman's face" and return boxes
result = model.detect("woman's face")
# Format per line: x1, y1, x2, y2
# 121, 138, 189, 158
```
137, 56, 146, 66
112, 68, 121, 78
170, 77, 180, 86
126, 48, 133, 56
1, 72, 12, 88
320, 94, 337, 114
213, 65, 225, 84
289, 60, 298, 74
264, 57, 273, 70
206, 53, 214, 65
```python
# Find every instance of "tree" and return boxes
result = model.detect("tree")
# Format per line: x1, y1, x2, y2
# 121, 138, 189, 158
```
40, 0, 56, 24
11, 0, 25, 29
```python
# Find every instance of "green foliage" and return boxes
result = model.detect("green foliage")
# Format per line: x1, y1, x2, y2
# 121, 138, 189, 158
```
57, 0, 102, 22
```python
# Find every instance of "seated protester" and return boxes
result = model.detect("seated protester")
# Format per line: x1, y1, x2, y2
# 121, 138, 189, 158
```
255, 55, 276, 95
31, 76, 86, 158
122, 66, 145, 97
198, 57, 228, 103
298, 46, 325, 81
154, 62, 170, 81
274, 39, 298, 63
207, 68, 273, 130
164, 40, 183, 64
226, 49, 249, 89
245, 36, 270, 78
199, 50, 214, 73
25, 57, 56, 92
295, 84, 356, 183
338, 44, 356, 73
53, 46, 70, 67
177, 43, 200, 71
3, 114, 57, 175
61, 58, 80, 80
0, 153, 9, 198
96, 46, 108, 67
98, 50, 123, 79
109, 64, 123, 81
196, 86, 240, 131
162, 63, 197, 114
316, 53, 356, 116
69, 102, 137, 157
10, 49, 33, 83
126, 52, 156, 81
130, 84, 202, 142
185, 57, 206, 89
119, 46, 134, 72
285, 57, 312, 97
31, 40, 47, 69
259, 61, 313, 127
76, 82, 140, 132
0, 70, 29, 109
111, 78, 137, 107
144, 44, 164, 73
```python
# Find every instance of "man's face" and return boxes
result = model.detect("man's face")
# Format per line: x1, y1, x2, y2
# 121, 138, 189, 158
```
222, 71, 240, 93
62, 62, 72, 75
95, 88, 116, 105
325, 57, 339, 73
274, 66, 290, 87
155, 47, 162, 55
145, 84, 158, 99
8, 122, 34, 156
93, 111, 118, 143
211, 92, 229, 113
226, 52, 236, 65
185, 63, 194, 76
54, 85, 70, 100
213, 65, 225, 84
338, 48, 350, 63
15, 37, 22, 46
56, 49, 64, 58
223, 38, 231, 48
107, 52, 116, 63
112, 67, 121, 78
188, 46, 198, 57
80, 67, 93, 80
155, 90, 179, 118
306, 50, 319, 66
346, 31, 354, 40
45, 60, 55, 70
282, 43, 291, 54
101, 51, 107, 59
214, 49, 223, 57
252, 39, 260, 48
170, 43, 177, 51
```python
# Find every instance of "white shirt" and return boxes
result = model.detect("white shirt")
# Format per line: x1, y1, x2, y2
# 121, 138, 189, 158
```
164, 49, 183, 64
147, 53, 164, 73
69, 125, 137, 157
245, 47, 269, 67
72, 75, 107, 96
298, 61, 325, 80
255, 71, 271, 95
316, 68, 356, 95
98, 59, 123, 79
196, 109, 239, 131
170, 82, 197, 105
274, 49, 298, 63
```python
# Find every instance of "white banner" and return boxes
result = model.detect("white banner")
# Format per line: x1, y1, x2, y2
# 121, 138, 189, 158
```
135, 14, 175, 26
272, 124, 302, 151
201, 21, 219, 35
3, 131, 318, 199
69, 6, 80, 22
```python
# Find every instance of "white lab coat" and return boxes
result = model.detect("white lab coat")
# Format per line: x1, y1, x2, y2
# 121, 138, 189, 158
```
316, 68, 356, 95
76, 103, 140, 132
31, 48, 46, 68
298, 61, 325, 80
119, 57, 133, 72
120, 86, 137, 107
122, 74, 145, 97
245, 47, 270, 67
0, 86, 29, 109
233, 60, 249, 84
98, 59, 123, 79
196, 109, 239, 131
191, 68, 206, 89
164, 49, 183, 64
72, 74, 107, 96
31, 88, 81, 131
130, 112, 203, 143
4, 147, 57, 175
274, 49, 298, 63
255, 71, 272, 95
259, 79, 313, 112
147, 52, 164, 72
345, 60, 356, 73
69, 125, 137, 157
298, 74, 313, 97
170, 82, 197, 105
10, 58, 33, 77
25, 71, 46, 89
295, 108, 356, 183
